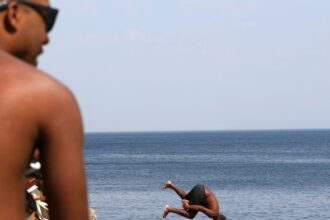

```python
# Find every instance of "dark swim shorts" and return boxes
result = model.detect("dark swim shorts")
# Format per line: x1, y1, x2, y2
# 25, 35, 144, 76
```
184, 184, 207, 215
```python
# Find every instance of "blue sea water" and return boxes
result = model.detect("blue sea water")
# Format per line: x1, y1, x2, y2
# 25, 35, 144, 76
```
84, 130, 330, 220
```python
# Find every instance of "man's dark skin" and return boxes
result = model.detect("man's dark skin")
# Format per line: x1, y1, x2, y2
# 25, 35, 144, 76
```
163, 181, 225, 220
0, 0, 88, 219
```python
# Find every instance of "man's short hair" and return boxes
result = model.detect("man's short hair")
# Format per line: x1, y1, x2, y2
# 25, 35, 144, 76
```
219, 214, 227, 220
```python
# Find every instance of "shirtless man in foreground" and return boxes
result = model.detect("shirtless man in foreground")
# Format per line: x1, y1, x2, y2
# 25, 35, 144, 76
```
0, 0, 88, 219
163, 181, 226, 220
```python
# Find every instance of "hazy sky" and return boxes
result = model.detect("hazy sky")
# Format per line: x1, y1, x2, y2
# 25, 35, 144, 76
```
40, 0, 330, 132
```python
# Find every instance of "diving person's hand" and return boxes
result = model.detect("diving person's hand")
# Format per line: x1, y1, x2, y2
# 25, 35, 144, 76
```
181, 199, 190, 210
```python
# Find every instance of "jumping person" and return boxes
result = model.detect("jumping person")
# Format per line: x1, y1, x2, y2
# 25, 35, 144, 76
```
162, 181, 226, 220
0, 0, 88, 219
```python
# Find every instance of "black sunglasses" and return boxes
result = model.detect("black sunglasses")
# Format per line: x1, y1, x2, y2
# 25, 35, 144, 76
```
0, 0, 59, 32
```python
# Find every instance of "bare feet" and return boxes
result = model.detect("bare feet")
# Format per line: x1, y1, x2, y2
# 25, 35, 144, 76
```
163, 180, 172, 189
162, 205, 171, 218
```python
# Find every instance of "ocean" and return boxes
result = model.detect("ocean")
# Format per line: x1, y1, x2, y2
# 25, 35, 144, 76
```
84, 130, 330, 220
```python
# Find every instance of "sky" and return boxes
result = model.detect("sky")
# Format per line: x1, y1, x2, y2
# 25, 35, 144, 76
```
40, 0, 330, 132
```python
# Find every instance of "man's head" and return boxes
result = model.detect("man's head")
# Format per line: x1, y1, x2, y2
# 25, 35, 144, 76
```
219, 214, 227, 220
0, 0, 58, 66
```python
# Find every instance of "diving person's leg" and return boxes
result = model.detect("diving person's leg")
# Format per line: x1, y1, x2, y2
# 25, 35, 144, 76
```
162, 205, 196, 219
163, 181, 187, 199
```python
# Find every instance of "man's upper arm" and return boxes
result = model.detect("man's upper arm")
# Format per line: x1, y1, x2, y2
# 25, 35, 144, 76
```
36, 82, 89, 220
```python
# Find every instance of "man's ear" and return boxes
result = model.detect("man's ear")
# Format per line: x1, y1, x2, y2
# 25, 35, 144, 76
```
4, 2, 20, 33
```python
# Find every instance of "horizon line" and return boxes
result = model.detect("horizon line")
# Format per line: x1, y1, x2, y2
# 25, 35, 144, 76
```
84, 128, 330, 134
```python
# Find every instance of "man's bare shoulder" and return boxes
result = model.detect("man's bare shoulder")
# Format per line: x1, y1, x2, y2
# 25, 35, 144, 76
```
0, 52, 76, 107
0, 52, 80, 131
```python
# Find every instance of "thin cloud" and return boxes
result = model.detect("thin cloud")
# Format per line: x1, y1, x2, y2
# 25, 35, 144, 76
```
177, 0, 264, 15
67, 28, 175, 49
